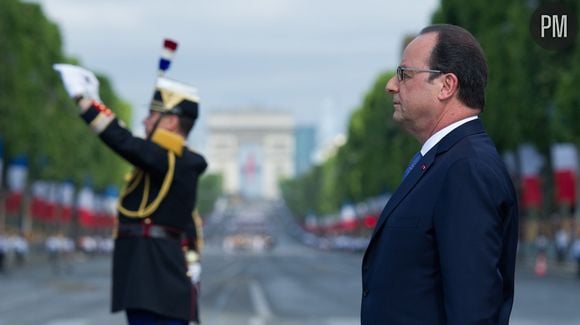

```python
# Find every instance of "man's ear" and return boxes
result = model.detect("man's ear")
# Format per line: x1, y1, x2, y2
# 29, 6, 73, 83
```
438, 73, 459, 101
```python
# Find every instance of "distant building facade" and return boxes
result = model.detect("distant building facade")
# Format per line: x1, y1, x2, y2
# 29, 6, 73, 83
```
206, 110, 295, 199
294, 126, 316, 176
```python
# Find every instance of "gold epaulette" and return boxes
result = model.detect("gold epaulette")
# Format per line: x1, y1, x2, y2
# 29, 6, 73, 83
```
152, 128, 185, 156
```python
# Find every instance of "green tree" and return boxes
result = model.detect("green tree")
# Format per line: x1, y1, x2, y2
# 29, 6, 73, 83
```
280, 163, 324, 220
197, 173, 223, 216
0, 0, 132, 191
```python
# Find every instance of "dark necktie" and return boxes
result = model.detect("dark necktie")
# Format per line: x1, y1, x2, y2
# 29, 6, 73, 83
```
403, 152, 422, 180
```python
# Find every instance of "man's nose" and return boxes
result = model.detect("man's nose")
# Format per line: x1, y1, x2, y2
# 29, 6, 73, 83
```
385, 75, 398, 94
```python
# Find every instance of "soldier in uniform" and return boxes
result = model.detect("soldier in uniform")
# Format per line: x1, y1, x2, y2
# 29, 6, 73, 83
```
54, 63, 207, 324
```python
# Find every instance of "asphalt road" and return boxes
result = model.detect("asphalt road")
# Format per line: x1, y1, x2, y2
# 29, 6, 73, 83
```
1, 200, 580, 325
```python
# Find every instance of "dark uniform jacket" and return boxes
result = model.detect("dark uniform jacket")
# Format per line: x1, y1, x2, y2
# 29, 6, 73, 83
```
361, 119, 519, 324
81, 102, 207, 322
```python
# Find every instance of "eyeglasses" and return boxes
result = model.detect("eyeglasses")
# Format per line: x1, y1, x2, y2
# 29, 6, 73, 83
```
396, 66, 443, 82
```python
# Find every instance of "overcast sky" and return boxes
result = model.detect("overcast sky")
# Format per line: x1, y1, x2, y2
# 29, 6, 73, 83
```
35, 0, 439, 153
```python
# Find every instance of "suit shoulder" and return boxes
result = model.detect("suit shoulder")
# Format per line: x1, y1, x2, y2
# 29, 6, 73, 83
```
183, 148, 208, 171
440, 133, 510, 181
449, 133, 500, 162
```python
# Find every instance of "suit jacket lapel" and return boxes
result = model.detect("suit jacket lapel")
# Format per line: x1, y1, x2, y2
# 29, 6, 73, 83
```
369, 119, 486, 239
371, 150, 435, 237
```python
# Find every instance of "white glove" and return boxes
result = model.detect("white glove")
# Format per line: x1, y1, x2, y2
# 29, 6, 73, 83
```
53, 63, 102, 103
187, 261, 202, 284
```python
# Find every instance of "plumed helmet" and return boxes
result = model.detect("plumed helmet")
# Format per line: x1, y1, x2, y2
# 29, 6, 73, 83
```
149, 77, 199, 120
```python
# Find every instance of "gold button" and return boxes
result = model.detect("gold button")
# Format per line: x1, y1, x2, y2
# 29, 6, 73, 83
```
144, 218, 152, 224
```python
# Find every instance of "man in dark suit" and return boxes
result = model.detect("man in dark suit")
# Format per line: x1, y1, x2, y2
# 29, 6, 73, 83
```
361, 24, 519, 324
54, 64, 207, 324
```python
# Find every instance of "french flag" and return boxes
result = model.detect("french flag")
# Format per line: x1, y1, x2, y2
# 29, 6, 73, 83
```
77, 185, 95, 228
60, 181, 75, 223
30, 180, 49, 220
518, 144, 544, 209
45, 182, 60, 221
340, 202, 358, 232
551, 143, 578, 206
304, 211, 318, 233
158, 38, 178, 75
96, 185, 118, 228
6, 155, 28, 215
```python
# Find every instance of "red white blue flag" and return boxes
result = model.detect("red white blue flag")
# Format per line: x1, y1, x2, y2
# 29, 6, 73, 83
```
551, 143, 578, 206
158, 38, 178, 76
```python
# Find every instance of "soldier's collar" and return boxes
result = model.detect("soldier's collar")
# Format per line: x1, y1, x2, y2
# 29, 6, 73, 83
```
151, 128, 185, 156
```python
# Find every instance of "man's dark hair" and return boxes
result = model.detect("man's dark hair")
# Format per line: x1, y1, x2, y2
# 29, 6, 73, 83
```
420, 24, 487, 110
